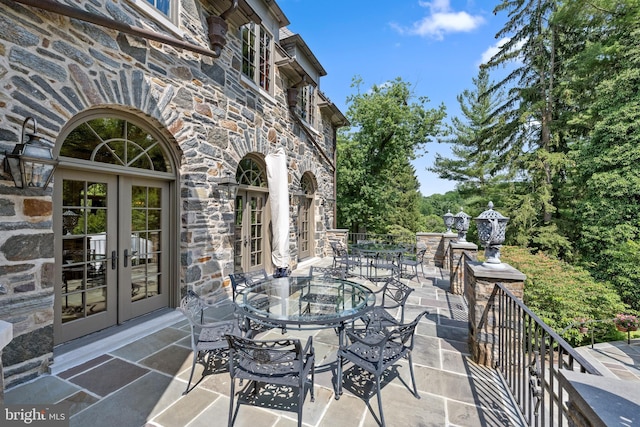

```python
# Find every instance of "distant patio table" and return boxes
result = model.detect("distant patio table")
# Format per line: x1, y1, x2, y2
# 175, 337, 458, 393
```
350, 242, 406, 280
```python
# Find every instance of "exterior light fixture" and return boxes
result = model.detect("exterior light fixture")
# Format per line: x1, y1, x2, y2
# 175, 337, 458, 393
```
216, 171, 239, 200
452, 207, 471, 242
4, 117, 58, 190
474, 201, 509, 267
442, 209, 454, 233
207, 15, 228, 57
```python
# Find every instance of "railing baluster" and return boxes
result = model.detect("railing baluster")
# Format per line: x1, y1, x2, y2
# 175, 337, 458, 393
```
488, 283, 601, 426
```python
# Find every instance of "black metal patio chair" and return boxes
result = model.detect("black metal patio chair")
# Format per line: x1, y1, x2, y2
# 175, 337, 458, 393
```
177, 290, 244, 395
399, 247, 427, 283
335, 310, 428, 427
229, 269, 269, 300
363, 278, 415, 331
225, 335, 315, 427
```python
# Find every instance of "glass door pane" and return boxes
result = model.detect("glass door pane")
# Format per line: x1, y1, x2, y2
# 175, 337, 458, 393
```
56, 172, 117, 344
120, 178, 169, 320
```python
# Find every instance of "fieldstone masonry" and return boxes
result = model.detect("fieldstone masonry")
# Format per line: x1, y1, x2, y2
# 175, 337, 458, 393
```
0, 0, 341, 387
449, 241, 478, 295
465, 261, 526, 367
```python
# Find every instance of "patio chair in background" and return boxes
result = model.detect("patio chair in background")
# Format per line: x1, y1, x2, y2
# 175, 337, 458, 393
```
177, 290, 244, 395
335, 311, 428, 427
229, 269, 268, 299
399, 247, 427, 283
225, 335, 315, 427
330, 241, 361, 276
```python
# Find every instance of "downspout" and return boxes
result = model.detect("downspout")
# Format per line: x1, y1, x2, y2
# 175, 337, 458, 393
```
12, 0, 224, 58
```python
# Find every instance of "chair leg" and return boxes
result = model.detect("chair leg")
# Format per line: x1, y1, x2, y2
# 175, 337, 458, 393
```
408, 353, 420, 398
228, 377, 236, 427
376, 376, 386, 427
183, 350, 199, 395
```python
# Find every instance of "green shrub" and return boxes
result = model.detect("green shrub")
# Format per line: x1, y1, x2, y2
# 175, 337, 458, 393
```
501, 246, 630, 346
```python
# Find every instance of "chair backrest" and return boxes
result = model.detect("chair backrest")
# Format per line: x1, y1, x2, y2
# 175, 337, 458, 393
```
229, 269, 268, 297
178, 290, 205, 326
309, 266, 345, 279
386, 310, 428, 351
330, 241, 348, 257
379, 278, 414, 311
225, 335, 305, 380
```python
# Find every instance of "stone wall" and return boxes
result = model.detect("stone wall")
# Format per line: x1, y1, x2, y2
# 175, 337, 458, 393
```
0, 0, 339, 387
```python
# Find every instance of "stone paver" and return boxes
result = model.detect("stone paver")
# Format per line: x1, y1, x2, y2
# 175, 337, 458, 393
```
4, 261, 531, 426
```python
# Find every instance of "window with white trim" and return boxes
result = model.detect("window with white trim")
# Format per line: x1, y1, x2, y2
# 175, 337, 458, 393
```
241, 23, 273, 92
130, 0, 179, 30
145, 0, 170, 15
297, 85, 316, 127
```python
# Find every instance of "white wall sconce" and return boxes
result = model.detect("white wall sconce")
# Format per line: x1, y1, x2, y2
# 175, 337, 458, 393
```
3, 117, 58, 190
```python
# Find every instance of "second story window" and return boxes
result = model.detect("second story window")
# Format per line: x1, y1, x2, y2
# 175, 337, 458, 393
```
241, 23, 272, 92
297, 85, 316, 126
145, 0, 170, 16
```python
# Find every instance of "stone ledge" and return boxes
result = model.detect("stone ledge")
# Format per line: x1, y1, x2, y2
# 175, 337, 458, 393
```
559, 369, 640, 427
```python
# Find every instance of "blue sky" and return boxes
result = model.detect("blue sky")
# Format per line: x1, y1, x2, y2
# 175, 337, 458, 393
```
278, 0, 509, 196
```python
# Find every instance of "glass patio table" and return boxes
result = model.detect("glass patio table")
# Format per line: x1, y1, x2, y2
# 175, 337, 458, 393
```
234, 276, 375, 332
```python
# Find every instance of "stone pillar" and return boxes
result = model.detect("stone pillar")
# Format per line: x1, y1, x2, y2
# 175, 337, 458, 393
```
441, 233, 457, 270
466, 261, 525, 367
449, 241, 477, 295
416, 232, 443, 267
326, 229, 348, 254
0, 320, 14, 404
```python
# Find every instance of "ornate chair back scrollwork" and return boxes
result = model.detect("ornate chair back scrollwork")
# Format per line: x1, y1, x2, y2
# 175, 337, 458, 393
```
336, 311, 428, 427
225, 335, 315, 427
177, 290, 243, 395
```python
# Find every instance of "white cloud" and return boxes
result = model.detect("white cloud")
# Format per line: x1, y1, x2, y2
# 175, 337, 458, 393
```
478, 37, 525, 66
393, 0, 485, 40
479, 37, 510, 65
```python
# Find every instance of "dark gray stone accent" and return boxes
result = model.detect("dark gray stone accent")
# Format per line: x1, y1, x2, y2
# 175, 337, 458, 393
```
52, 40, 94, 67
185, 265, 201, 283
9, 47, 67, 81
0, 14, 39, 47
2, 324, 53, 366
88, 47, 120, 69
201, 61, 225, 86
1, 233, 54, 261
61, 86, 85, 111
0, 199, 15, 216
30, 75, 77, 114
11, 91, 65, 125
70, 20, 118, 50
116, 33, 147, 65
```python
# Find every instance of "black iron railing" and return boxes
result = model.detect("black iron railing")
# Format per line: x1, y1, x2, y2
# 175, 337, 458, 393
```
481, 283, 602, 426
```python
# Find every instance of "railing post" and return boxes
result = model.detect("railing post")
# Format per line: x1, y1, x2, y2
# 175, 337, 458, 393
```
449, 241, 477, 295
465, 261, 525, 367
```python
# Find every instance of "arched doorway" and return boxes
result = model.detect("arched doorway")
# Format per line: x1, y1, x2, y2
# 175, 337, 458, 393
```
233, 156, 270, 274
298, 173, 316, 260
53, 112, 178, 344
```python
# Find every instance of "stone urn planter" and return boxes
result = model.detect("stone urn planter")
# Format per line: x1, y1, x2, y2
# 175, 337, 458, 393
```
453, 208, 471, 242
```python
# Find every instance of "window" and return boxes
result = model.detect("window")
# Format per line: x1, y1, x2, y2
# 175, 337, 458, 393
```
145, 0, 170, 16
241, 23, 272, 92
297, 85, 316, 126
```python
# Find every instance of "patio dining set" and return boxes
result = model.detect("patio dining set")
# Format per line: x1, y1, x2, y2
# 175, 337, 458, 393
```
179, 259, 428, 427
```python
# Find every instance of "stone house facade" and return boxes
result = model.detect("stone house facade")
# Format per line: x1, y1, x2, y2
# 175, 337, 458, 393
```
0, 0, 346, 388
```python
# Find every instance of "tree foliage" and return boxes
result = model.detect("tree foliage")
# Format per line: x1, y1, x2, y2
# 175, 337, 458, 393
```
336, 76, 445, 233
